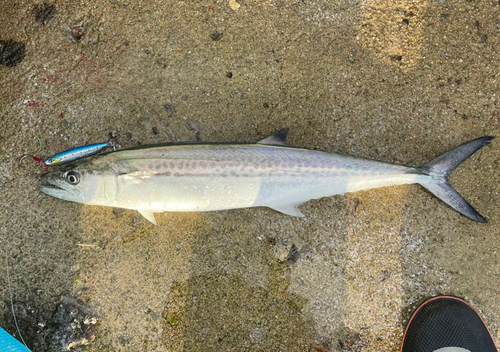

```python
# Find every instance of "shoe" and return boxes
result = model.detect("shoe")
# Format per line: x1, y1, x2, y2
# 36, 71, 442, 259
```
401, 296, 498, 352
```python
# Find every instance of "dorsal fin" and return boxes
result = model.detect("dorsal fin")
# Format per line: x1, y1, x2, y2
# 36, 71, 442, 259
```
257, 129, 289, 146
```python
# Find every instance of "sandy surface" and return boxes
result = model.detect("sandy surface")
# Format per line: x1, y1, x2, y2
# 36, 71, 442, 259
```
1, 0, 499, 351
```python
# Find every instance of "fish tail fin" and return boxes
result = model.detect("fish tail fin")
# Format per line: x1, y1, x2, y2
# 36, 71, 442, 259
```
417, 136, 494, 223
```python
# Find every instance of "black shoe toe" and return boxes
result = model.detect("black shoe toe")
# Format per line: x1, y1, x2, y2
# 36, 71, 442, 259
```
401, 296, 497, 352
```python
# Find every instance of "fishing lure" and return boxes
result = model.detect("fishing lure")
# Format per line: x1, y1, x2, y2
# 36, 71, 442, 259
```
33, 156, 48, 171
19, 134, 49, 170
44, 141, 115, 166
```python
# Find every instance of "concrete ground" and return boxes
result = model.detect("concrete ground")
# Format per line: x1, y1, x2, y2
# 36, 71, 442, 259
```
1, 0, 499, 351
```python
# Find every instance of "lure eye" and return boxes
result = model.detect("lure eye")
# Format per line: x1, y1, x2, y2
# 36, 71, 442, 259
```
65, 171, 80, 184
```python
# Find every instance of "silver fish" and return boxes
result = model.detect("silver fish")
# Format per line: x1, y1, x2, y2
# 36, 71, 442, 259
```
38, 129, 493, 225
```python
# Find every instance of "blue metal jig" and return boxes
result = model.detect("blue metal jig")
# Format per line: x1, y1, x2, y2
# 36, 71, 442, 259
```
44, 141, 114, 166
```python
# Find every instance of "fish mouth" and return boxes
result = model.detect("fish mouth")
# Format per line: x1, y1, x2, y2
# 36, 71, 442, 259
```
38, 178, 64, 191
38, 173, 79, 198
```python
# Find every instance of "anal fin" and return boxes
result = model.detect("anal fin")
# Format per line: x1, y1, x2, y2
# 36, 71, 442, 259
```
138, 210, 158, 225
269, 203, 305, 217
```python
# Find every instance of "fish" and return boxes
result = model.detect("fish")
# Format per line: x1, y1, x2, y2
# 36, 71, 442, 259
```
44, 142, 114, 166
38, 129, 493, 225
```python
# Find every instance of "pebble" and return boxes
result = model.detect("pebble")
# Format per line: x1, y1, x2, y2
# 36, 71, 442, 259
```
164, 103, 174, 118
72, 24, 86, 41
287, 244, 300, 263
229, 0, 240, 10
389, 55, 402, 62
274, 245, 289, 262
210, 32, 223, 41
313, 343, 328, 352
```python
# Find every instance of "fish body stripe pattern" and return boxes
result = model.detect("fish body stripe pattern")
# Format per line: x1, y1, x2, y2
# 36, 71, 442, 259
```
39, 129, 494, 225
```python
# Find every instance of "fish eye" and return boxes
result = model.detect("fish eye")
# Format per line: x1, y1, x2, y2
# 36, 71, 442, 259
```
65, 171, 80, 184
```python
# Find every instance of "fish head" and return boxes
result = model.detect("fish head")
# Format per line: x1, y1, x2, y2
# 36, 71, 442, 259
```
39, 159, 116, 205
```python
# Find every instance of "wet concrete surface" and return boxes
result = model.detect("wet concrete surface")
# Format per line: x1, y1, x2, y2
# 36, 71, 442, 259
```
0, 0, 499, 351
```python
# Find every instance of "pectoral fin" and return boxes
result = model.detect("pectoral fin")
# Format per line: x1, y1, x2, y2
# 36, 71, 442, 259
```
269, 203, 305, 217
138, 210, 158, 225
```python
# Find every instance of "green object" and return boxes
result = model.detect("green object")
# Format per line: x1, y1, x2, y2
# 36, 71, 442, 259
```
166, 314, 180, 326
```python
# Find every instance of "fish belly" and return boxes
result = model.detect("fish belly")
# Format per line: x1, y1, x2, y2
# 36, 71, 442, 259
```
253, 172, 421, 208
114, 173, 265, 212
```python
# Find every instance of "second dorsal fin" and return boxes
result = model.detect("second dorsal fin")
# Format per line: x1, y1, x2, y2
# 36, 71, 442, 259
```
257, 128, 289, 146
